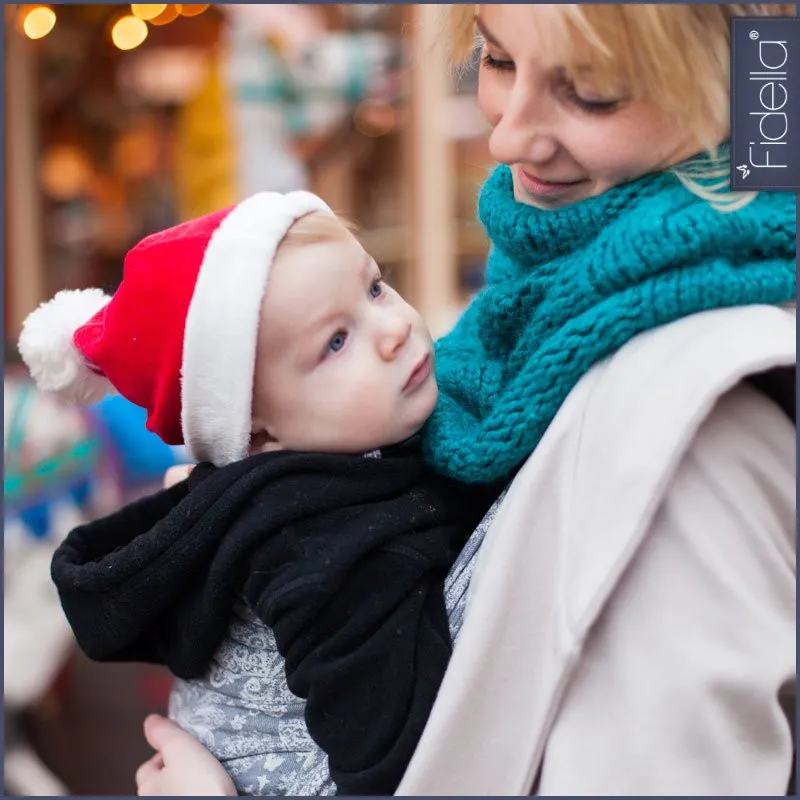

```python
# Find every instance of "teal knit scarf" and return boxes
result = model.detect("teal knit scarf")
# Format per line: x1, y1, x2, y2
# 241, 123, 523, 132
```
424, 156, 796, 484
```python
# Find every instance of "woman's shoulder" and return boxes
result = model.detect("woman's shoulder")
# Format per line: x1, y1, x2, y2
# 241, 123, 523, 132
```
558, 304, 794, 463
542, 303, 793, 458
679, 378, 794, 516
517, 303, 794, 511
593, 303, 794, 408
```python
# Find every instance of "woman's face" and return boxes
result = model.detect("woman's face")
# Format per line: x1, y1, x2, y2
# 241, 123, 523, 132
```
476, 4, 712, 209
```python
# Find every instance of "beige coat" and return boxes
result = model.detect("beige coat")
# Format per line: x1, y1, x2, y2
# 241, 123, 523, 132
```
398, 305, 796, 796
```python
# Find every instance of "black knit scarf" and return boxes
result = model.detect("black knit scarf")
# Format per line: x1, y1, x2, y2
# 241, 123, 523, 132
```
51, 442, 497, 795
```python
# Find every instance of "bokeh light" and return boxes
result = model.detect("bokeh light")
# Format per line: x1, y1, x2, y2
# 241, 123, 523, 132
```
130, 4, 167, 21
177, 4, 209, 17
111, 15, 148, 51
39, 144, 94, 201
148, 4, 180, 26
354, 99, 399, 138
21, 6, 56, 40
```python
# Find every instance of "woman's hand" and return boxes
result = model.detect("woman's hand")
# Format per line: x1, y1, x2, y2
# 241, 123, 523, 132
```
135, 714, 236, 797
164, 465, 194, 489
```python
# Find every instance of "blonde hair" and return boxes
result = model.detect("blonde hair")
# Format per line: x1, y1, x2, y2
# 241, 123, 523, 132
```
280, 211, 359, 249
450, 4, 795, 211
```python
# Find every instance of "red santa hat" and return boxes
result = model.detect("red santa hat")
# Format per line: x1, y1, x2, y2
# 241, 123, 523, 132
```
18, 191, 332, 466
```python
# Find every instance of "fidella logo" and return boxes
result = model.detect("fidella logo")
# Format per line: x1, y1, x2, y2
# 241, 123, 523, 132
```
743, 31, 788, 172
731, 18, 799, 191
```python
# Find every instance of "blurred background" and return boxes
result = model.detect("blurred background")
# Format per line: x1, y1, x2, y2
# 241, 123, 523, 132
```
3, 3, 493, 795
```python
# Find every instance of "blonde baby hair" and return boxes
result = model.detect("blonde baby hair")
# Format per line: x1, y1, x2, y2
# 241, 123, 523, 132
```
450, 4, 795, 212
281, 210, 359, 249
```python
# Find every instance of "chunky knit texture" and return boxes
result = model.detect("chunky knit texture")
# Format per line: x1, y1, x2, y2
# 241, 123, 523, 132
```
425, 158, 797, 484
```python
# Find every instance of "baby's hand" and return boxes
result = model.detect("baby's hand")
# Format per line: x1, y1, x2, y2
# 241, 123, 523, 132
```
135, 714, 236, 797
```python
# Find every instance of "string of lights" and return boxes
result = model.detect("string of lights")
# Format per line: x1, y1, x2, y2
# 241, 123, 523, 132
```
17, 4, 210, 49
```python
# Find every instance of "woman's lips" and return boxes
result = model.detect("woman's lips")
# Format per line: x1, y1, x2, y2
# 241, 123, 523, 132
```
403, 354, 432, 393
517, 167, 586, 199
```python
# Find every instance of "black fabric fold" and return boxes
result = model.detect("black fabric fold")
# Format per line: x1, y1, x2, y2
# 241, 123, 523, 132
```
51, 443, 497, 795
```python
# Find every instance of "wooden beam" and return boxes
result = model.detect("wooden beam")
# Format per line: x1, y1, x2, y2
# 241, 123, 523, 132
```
405, 4, 458, 337
5, 27, 45, 338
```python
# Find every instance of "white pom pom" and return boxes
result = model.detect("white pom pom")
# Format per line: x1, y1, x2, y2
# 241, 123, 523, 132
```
18, 288, 116, 405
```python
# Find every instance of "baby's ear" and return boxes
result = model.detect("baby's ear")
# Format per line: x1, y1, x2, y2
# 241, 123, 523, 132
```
249, 422, 284, 455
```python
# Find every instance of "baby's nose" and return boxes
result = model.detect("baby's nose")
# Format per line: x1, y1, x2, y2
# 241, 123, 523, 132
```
378, 318, 412, 360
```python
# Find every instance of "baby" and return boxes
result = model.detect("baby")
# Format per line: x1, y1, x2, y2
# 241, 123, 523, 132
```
20, 192, 491, 796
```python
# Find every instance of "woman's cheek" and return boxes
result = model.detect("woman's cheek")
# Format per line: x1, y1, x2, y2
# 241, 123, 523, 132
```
568, 125, 634, 186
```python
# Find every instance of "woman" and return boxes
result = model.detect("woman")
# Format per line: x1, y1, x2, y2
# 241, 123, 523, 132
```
136, 4, 796, 795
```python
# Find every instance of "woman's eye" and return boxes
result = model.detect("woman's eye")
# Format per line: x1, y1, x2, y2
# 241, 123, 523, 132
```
481, 50, 515, 72
562, 82, 621, 114
325, 331, 348, 356
369, 279, 384, 299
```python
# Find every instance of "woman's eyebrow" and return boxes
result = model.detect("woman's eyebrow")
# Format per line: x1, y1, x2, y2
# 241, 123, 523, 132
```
474, 15, 502, 48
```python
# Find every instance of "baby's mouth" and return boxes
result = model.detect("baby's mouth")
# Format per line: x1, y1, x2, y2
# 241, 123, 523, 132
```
403, 353, 432, 393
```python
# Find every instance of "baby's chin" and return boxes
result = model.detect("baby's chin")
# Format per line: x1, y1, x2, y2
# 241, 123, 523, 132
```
380, 406, 438, 450
347, 425, 424, 454
350, 415, 433, 454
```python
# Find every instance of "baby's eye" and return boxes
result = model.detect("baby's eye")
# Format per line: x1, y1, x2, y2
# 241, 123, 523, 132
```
369, 279, 383, 299
326, 330, 348, 355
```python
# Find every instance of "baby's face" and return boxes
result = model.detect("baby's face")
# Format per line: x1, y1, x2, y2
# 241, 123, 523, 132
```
250, 224, 438, 454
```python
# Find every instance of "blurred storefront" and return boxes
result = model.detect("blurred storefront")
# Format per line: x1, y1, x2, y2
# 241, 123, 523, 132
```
4, 5, 492, 795
5, 3, 492, 343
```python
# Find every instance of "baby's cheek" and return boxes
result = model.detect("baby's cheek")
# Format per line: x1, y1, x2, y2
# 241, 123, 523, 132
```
314, 389, 382, 446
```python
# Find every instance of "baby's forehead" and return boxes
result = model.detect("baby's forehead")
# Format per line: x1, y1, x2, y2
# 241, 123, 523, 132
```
258, 241, 372, 343
278, 236, 371, 287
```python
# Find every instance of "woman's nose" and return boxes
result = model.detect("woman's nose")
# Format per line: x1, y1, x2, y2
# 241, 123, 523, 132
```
488, 83, 559, 167
490, 122, 559, 167
378, 317, 412, 361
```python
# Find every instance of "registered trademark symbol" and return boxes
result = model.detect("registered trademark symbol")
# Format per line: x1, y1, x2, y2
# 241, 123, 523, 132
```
749, 30, 759, 40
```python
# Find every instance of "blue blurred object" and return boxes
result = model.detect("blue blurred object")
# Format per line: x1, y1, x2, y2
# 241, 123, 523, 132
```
92, 395, 189, 489
4, 377, 188, 549
18, 503, 51, 540
69, 479, 91, 509
4, 377, 104, 535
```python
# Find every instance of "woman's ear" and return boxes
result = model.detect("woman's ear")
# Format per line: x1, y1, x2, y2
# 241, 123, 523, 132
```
249, 419, 284, 454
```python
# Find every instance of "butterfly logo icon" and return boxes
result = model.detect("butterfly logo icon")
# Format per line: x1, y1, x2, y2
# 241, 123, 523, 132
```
736, 164, 750, 180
